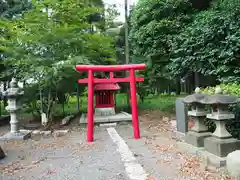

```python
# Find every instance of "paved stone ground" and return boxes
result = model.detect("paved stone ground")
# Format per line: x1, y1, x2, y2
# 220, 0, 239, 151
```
0, 111, 234, 180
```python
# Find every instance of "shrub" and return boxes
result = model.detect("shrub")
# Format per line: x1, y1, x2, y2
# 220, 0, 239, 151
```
201, 83, 240, 96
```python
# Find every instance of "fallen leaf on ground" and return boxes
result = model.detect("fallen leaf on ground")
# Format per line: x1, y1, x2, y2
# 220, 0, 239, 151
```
147, 175, 156, 180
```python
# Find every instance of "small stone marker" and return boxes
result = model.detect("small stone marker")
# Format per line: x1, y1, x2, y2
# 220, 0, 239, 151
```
175, 98, 188, 134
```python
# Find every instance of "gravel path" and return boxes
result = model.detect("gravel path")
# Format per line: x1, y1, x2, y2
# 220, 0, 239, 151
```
0, 111, 233, 180
0, 126, 129, 180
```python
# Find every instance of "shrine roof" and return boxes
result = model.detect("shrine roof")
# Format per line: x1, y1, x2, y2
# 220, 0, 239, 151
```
94, 83, 120, 91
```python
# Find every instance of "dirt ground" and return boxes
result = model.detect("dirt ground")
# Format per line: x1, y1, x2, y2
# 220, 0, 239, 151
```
0, 110, 235, 180
138, 110, 234, 180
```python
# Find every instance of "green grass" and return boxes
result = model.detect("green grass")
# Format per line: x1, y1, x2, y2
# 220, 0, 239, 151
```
1, 94, 182, 119
0, 101, 8, 116
59, 93, 182, 115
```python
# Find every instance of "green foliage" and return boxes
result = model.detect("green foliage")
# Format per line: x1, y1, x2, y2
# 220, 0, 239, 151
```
201, 83, 240, 96
104, 4, 120, 30
0, 0, 32, 18
129, 0, 240, 93
169, 0, 240, 82
129, 0, 194, 91
0, 0, 116, 123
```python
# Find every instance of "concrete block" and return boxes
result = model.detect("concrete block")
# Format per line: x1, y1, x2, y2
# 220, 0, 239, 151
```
226, 150, 240, 178
53, 129, 70, 137
32, 130, 41, 135
204, 137, 240, 157
0, 131, 31, 141
39, 131, 52, 137
204, 151, 226, 168
19, 129, 32, 134
177, 141, 226, 168
185, 131, 211, 147
61, 115, 74, 125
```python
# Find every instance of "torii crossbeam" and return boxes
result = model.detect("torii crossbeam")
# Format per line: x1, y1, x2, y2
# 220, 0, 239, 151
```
76, 64, 146, 142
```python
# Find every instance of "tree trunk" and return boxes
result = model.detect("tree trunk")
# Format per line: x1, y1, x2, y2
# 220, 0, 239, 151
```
175, 77, 181, 95
194, 72, 200, 88
3, 81, 7, 107
62, 103, 65, 116
46, 89, 53, 126
124, 0, 131, 113
76, 83, 80, 113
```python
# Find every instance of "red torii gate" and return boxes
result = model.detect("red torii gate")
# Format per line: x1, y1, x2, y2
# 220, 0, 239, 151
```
76, 64, 146, 142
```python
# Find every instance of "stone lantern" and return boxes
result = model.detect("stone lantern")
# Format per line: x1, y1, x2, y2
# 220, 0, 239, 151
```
182, 87, 211, 147
0, 78, 31, 140
203, 87, 240, 157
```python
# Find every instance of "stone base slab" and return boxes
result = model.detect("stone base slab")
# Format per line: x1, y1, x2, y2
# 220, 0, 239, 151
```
79, 112, 132, 124
205, 151, 226, 168
172, 131, 186, 142
177, 141, 226, 168
95, 108, 115, 116
185, 131, 211, 147
0, 131, 31, 141
204, 137, 240, 157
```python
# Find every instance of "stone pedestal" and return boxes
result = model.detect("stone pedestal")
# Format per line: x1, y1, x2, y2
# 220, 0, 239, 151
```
0, 146, 5, 159
204, 112, 240, 157
95, 107, 115, 116
186, 131, 211, 147
204, 137, 240, 157
185, 104, 211, 147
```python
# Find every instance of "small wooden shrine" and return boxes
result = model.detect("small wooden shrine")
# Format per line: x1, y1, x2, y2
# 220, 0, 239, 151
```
94, 83, 120, 116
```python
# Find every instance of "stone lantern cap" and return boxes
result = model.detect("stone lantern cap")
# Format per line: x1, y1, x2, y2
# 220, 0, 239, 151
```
182, 87, 209, 104
202, 87, 239, 105
2, 78, 24, 98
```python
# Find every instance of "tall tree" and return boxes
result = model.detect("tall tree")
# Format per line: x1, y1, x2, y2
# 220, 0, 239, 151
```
0, 0, 116, 123
129, 0, 194, 93
169, 0, 240, 83
0, 0, 32, 18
